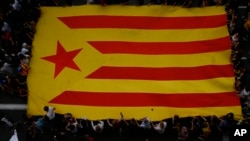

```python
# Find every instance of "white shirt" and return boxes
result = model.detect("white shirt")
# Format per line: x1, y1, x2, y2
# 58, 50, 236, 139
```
154, 121, 167, 134
87, 0, 94, 4
21, 48, 29, 54
9, 129, 18, 141
139, 117, 151, 129
1, 62, 14, 75
18, 48, 30, 58
46, 106, 55, 120
71, 121, 78, 133
1, 22, 11, 32
232, 34, 238, 42
240, 88, 250, 96
91, 121, 104, 132
11, 0, 21, 11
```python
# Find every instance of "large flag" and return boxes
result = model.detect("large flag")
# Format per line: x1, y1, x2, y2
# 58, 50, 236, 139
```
28, 5, 242, 121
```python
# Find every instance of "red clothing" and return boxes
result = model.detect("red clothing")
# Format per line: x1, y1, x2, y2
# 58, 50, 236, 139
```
19, 63, 29, 76
3, 32, 11, 41
88, 137, 94, 141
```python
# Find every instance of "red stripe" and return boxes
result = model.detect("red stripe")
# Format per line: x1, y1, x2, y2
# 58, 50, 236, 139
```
86, 65, 234, 80
49, 91, 240, 107
88, 37, 230, 54
58, 15, 226, 29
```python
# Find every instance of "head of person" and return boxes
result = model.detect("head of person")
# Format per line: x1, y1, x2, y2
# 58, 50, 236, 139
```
95, 125, 101, 132
226, 112, 234, 121
112, 119, 119, 125
43, 106, 49, 112
174, 115, 179, 121
143, 118, 149, 124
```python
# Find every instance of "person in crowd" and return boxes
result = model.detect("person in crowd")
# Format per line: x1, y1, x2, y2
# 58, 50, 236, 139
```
11, 0, 22, 11
106, 118, 121, 136
65, 116, 80, 135
183, 0, 192, 7
172, 115, 181, 134
35, 115, 50, 131
0, 63, 14, 94
151, 120, 167, 134
87, 0, 95, 4
219, 112, 237, 134
238, 86, 250, 108
190, 116, 203, 140
138, 0, 144, 5
135, 117, 152, 141
207, 115, 223, 141
91, 120, 105, 133
178, 125, 189, 141
239, 86, 250, 98
44, 106, 56, 120
120, 0, 129, 5
65, 0, 73, 6
26, 123, 39, 141
136, 117, 152, 130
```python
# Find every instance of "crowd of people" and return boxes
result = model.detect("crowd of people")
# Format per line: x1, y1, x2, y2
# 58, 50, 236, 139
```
1, 0, 250, 141
228, 0, 250, 118
21, 107, 244, 141
0, 0, 40, 98
1, 106, 247, 141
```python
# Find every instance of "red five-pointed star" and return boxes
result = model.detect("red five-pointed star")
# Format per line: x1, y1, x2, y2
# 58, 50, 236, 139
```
42, 41, 82, 78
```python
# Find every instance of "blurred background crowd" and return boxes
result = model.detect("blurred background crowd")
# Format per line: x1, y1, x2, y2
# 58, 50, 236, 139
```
1, 0, 250, 141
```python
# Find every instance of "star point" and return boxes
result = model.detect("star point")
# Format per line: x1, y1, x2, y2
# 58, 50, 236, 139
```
42, 41, 82, 78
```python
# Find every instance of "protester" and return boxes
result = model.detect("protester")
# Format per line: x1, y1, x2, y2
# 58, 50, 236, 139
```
91, 120, 105, 133
151, 120, 167, 134
44, 106, 56, 120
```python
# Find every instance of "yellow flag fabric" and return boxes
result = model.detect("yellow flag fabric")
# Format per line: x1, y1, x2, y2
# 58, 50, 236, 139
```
28, 5, 242, 121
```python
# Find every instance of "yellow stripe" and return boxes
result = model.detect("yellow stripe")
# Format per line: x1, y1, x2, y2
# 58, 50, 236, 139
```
64, 26, 228, 42
41, 5, 226, 17
68, 77, 235, 93
28, 104, 242, 121
103, 50, 231, 67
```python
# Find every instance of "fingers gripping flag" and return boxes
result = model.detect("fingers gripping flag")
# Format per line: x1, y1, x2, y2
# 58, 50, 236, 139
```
28, 5, 242, 121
